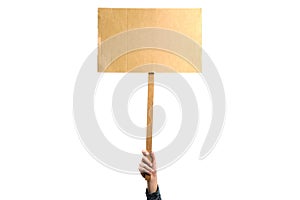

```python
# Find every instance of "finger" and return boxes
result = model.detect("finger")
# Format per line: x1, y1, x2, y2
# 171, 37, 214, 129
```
139, 162, 153, 172
141, 163, 154, 173
142, 150, 149, 157
139, 166, 152, 175
142, 156, 152, 167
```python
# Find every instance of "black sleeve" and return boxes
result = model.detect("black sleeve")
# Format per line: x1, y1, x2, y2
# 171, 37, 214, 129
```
145, 185, 162, 200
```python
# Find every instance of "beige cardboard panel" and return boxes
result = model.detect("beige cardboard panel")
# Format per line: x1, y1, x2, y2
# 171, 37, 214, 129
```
127, 49, 197, 72
127, 8, 201, 45
98, 8, 128, 72
98, 8, 128, 42
105, 49, 197, 72
98, 8, 201, 73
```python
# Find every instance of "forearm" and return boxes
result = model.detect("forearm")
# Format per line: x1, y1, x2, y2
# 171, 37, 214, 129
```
147, 175, 158, 193
146, 178, 161, 200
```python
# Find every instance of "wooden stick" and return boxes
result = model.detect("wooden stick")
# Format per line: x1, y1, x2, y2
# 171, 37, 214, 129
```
145, 72, 154, 181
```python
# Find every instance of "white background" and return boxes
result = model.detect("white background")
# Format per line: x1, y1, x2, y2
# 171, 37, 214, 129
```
1, 0, 300, 199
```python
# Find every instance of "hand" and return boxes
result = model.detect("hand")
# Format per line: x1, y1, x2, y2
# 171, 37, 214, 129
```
138, 150, 158, 193
139, 150, 157, 177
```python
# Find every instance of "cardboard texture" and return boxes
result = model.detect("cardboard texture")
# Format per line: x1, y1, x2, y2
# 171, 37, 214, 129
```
98, 8, 202, 73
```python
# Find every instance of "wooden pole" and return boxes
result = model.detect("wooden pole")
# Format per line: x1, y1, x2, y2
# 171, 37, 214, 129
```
145, 72, 154, 181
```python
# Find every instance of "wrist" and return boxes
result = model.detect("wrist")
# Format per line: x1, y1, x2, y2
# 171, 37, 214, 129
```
147, 176, 158, 193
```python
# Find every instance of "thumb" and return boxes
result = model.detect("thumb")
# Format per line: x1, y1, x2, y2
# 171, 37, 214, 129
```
151, 152, 156, 166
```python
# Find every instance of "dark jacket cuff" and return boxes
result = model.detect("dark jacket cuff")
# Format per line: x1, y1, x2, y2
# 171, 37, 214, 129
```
146, 185, 161, 200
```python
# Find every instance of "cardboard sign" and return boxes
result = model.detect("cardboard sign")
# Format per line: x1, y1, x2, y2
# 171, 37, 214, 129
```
98, 8, 202, 73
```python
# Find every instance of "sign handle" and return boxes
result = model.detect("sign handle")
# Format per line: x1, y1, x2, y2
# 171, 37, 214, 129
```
145, 72, 154, 181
